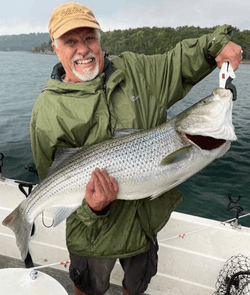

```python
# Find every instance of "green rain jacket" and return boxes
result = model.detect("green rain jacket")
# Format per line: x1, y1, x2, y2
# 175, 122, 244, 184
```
30, 25, 233, 258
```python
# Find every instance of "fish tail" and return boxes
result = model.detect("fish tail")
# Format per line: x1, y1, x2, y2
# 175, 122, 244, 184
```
2, 206, 33, 261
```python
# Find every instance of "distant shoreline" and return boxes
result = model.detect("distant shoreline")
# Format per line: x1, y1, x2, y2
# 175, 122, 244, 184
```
240, 59, 250, 64
0, 50, 55, 55
1, 51, 250, 64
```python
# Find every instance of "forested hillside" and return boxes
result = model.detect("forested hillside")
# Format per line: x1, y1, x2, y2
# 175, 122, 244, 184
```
100, 26, 250, 59
0, 33, 50, 52
0, 26, 250, 59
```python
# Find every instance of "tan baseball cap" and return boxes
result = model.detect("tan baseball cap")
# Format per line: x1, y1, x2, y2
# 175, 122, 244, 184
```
49, 2, 101, 40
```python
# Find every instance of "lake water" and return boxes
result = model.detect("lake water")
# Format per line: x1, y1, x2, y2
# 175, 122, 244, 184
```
0, 51, 249, 225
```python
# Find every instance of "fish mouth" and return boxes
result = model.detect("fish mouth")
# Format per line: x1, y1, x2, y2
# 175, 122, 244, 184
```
185, 134, 226, 150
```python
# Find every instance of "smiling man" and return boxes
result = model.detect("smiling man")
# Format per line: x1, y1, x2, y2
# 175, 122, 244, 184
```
30, 2, 242, 295
52, 28, 104, 83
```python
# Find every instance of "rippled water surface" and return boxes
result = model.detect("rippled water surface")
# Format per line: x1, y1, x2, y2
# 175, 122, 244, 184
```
0, 52, 249, 225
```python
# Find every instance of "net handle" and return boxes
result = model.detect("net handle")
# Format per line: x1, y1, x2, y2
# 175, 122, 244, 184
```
226, 271, 250, 295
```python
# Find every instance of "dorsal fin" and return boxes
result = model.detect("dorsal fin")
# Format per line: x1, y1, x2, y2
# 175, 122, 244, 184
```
113, 128, 141, 139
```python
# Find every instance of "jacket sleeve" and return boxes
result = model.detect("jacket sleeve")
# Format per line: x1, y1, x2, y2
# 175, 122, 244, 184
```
134, 25, 233, 109
30, 94, 55, 181
30, 93, 112, 226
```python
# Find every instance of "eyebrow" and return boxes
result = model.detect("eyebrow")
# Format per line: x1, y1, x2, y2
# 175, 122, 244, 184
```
63, 28, 95, 38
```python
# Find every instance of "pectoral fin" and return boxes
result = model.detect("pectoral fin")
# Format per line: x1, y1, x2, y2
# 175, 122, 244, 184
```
52, 204, 79, 227
160, 146, 192, 165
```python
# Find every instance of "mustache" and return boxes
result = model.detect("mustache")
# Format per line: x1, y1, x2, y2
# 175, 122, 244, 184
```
72, 53, 96, 63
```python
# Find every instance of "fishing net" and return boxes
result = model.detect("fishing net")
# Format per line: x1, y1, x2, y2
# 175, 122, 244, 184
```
214, 254, 250, 295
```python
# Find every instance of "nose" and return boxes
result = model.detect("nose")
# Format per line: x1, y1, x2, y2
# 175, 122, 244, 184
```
76, 40, 90, 56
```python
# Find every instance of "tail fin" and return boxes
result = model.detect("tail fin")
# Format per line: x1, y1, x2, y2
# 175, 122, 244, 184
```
2, 206, 33, 261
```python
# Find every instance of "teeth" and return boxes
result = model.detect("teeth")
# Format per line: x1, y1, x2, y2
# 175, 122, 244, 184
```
75, 59, 93, 65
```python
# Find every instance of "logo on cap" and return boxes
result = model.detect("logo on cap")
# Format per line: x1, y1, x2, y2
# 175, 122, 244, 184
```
61, 7, 90, 17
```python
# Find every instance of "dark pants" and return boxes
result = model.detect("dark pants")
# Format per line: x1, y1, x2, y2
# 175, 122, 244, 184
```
69, 236, 159, 295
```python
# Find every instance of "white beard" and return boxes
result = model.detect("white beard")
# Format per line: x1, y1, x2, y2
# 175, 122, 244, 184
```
72, 53, 99, 82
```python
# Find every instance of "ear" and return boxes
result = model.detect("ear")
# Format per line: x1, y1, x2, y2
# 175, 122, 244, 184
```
52, 41, 60, 59
52, 42, 57, 53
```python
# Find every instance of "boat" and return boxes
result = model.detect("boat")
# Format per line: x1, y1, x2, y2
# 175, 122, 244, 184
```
1, 175, 250, 295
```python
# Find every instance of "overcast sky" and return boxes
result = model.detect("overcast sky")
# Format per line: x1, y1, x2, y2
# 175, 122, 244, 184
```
0, 0, 249, 36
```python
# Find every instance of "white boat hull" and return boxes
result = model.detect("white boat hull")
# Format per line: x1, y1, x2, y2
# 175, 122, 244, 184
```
1, 177, 250, 295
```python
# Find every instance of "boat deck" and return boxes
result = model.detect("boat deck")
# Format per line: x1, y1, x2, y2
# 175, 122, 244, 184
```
0, 254, 125, 295
2, 178, 250, 294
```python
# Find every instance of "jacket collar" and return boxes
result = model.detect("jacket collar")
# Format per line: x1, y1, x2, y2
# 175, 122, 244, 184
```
50, 56, 117, 83
48, 56, 125, 97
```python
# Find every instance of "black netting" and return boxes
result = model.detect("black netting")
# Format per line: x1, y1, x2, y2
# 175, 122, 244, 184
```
214, 254, 250, 295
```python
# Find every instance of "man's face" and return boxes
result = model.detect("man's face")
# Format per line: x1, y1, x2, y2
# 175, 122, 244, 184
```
52, 28, 104, 83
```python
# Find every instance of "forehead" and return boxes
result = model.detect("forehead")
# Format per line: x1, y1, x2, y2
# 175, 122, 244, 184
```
60, 27, 96, 39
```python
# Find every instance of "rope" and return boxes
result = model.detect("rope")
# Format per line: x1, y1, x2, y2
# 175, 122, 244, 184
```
30, 260, 70, 271
220, 212, 250, 225
159, 212, 250, 242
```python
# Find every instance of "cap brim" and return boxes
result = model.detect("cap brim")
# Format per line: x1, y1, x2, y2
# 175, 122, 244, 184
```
52, 20, 101, 39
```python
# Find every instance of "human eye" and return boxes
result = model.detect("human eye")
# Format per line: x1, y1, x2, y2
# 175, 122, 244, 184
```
84, 36, 96, 44
65, 39, 76, 46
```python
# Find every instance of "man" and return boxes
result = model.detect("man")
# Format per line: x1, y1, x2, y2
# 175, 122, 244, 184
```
30, 2, 242, 295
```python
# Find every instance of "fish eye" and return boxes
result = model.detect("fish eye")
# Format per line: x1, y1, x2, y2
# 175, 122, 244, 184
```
197, 99, 209, 107
200, 99, 208, 105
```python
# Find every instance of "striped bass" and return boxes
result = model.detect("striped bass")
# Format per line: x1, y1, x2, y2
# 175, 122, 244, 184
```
2, 87, 237, 260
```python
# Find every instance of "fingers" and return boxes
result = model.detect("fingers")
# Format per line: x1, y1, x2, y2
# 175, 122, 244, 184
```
86, 176, 94, 194
91, 168, 118, 195
110, 176, 119, 195
85, 168, 118, 211
215, 41, 242, 71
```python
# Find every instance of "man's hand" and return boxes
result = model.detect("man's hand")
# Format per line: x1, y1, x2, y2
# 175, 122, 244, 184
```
85, 168, 118, 212
215, 41, 242, 71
